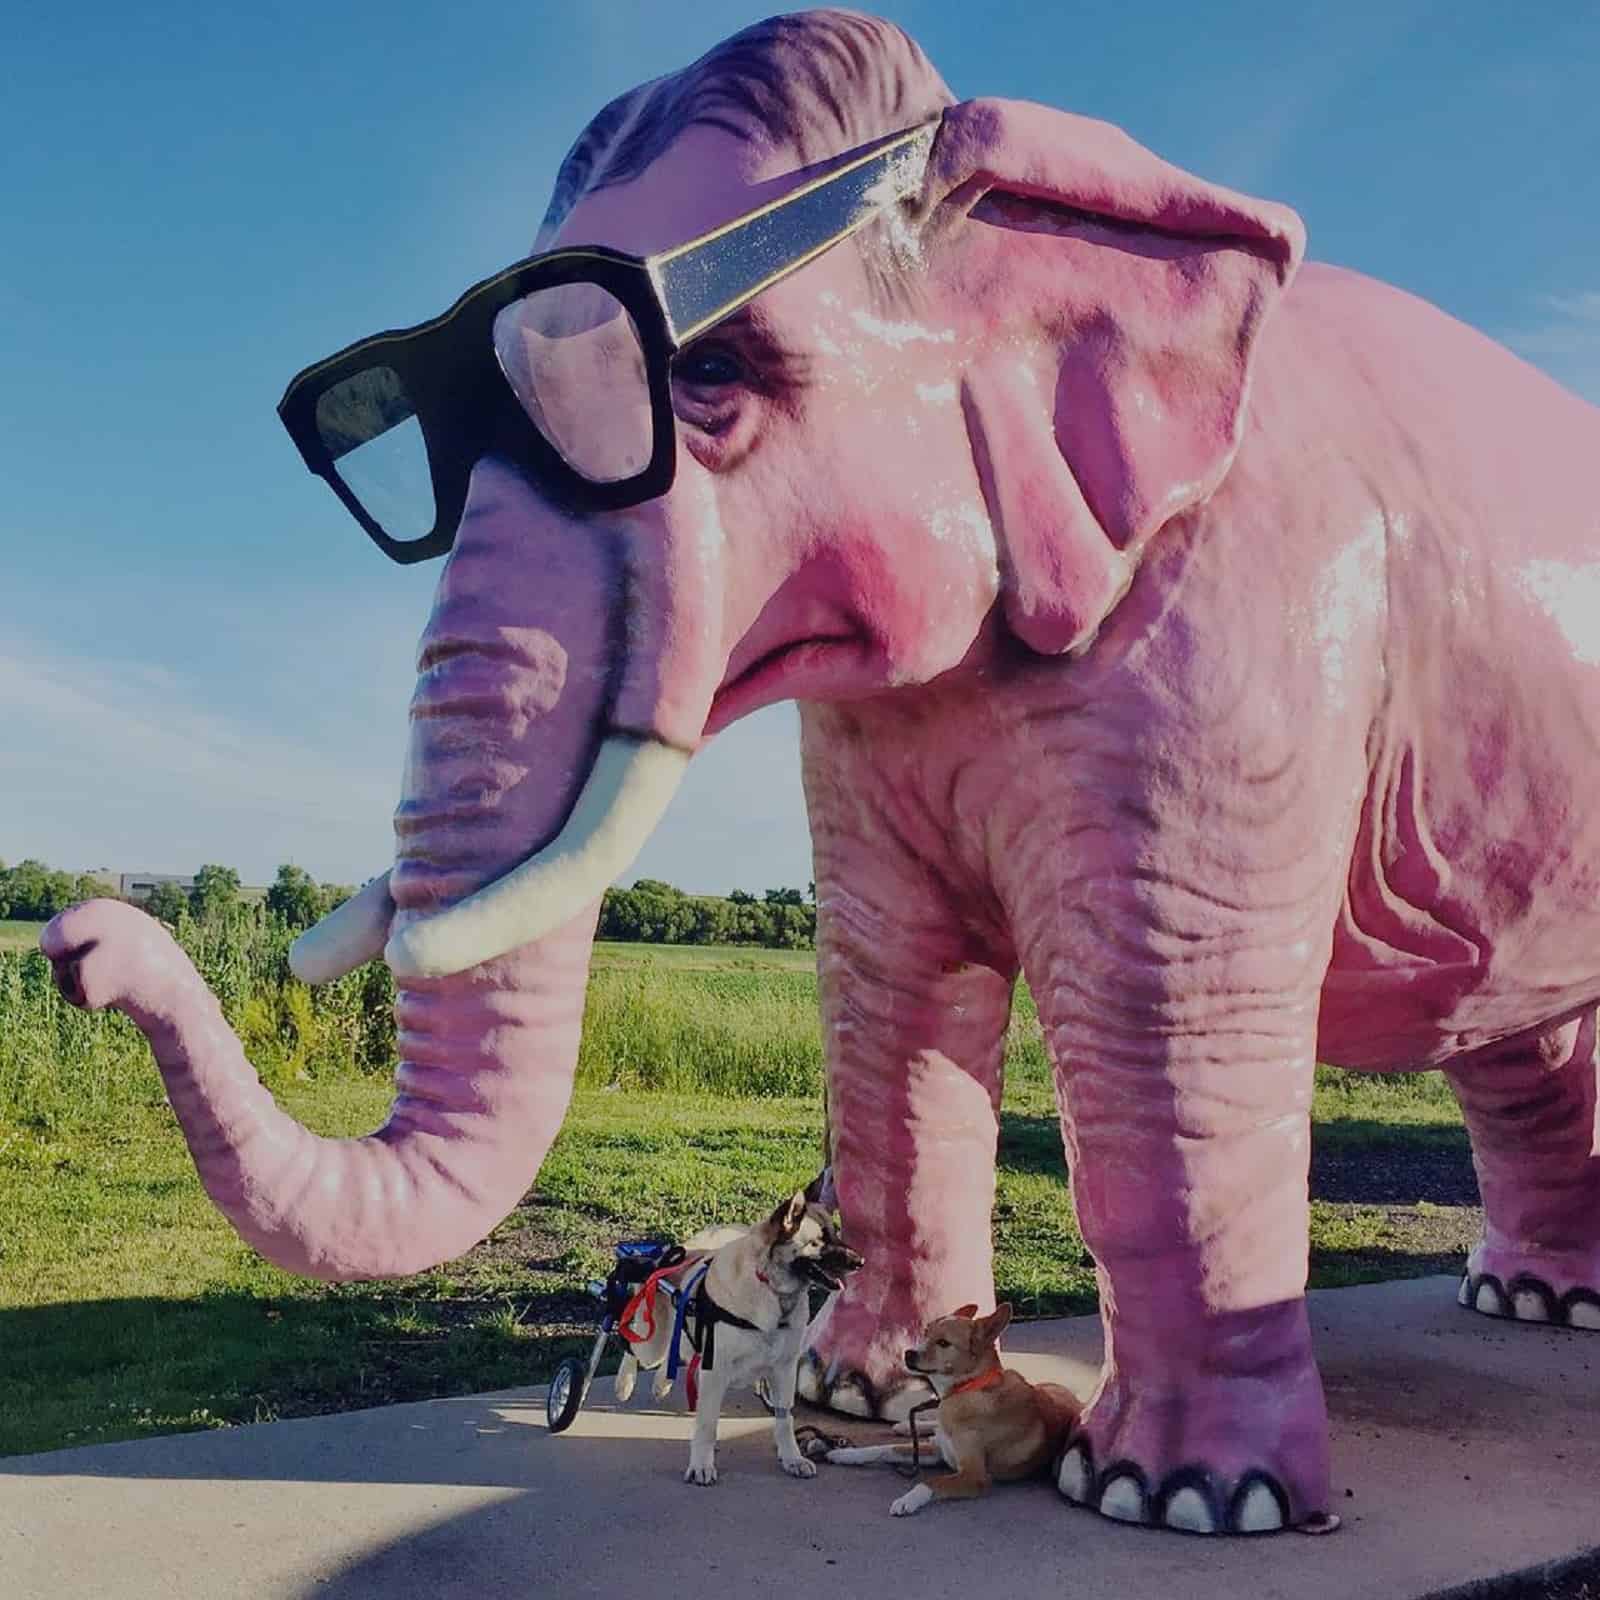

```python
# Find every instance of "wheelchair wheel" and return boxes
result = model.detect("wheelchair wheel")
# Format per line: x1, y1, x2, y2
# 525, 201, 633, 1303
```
547, 1356, 587, 1433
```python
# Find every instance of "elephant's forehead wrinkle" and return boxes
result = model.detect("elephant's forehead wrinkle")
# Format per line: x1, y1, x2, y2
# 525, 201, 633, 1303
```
1516, 558, 1600, 667
849, 307, 955, 348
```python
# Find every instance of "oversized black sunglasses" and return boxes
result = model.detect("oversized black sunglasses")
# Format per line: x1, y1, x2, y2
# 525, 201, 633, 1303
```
277, 122, 936, 564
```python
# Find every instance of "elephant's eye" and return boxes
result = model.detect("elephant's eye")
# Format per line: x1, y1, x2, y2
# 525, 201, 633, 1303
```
673, 343, 745, 390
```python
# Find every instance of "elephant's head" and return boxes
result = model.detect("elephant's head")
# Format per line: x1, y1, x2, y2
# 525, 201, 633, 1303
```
49, 10, 1303, 1279
294, 9, 1302, 988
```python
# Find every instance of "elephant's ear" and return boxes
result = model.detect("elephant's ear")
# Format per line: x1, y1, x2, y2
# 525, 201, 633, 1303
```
919, 99, 1306, 656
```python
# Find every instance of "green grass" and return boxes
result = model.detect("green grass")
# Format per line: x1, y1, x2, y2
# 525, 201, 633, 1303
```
0, 936, 1477, 1458
590, 940, 817, 972
0, 919, 46, 955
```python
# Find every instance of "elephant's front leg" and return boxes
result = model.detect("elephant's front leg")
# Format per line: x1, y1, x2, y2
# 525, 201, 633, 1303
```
1043, 928, 1344, 1536
1043, 964, 1335, 1534
1013, 763, 1350, 1538
797, 716, 1018, 1420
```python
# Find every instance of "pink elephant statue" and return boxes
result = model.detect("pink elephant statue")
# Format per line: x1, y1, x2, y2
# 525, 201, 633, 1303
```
42, 9, 1600, 1537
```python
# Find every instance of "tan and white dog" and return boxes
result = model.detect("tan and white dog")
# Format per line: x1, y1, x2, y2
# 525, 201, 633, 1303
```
614, 1180, 864, 1485
827, 1303, 1083, 1515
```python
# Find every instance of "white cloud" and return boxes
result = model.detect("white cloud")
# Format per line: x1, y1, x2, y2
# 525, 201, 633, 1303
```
0, 636, 398, 884
0, 633, 812, 895
1502, 291, 1600, 406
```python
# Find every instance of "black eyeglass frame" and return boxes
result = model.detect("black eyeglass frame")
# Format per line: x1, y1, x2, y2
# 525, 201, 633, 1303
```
277, 120, 937, 564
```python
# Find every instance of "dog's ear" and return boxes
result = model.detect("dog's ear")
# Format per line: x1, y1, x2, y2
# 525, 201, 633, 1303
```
770, 1189, 808, 1239
952, 1303, 980, 1320
803, 1167, 836, 1211
979, 1303, 1013, 1342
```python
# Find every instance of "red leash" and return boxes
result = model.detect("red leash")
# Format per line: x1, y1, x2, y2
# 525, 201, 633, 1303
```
618, 1258, 697, 1346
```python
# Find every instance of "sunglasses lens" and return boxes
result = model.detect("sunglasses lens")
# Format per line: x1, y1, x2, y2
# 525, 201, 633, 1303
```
494, 284, 652, 485
314, 364, 437, 543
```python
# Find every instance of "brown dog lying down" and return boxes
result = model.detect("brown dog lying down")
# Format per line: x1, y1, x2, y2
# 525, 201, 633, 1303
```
827, 1303, 1083, 1515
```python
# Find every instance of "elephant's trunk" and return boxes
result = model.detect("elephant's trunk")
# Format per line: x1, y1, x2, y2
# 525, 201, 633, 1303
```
87, 908, 595, 1278
47, 457, 720, 1277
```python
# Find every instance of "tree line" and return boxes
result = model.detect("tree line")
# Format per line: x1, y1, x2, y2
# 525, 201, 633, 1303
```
597, 879, 817, 949
1, 859, 818, 948
0, 859, 355, 929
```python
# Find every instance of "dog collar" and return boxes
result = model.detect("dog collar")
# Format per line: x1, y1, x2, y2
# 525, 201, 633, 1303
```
944, 1366, 1006, 1399
754, 1268, 804, 1328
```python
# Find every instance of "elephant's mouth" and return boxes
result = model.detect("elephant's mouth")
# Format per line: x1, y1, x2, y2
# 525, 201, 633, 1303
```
707, 633, 871, 735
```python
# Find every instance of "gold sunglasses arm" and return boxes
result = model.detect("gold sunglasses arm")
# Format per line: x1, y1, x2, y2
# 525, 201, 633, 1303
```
645, 121, 936, 347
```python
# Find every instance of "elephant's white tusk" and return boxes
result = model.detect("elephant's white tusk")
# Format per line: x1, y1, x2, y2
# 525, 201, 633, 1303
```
383, 735, 689, 980
288, 870, 395, 984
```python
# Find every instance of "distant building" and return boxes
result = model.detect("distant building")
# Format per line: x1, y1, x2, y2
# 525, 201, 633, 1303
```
117, 872, 267, 906
121, 873, 195, 905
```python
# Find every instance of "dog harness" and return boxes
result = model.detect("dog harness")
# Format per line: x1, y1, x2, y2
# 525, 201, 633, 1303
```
681, 1268, 763, 1376
617, 1250, 807, 1418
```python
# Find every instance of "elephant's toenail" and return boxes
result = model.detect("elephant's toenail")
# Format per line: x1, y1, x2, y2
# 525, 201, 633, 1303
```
1057, 1444, 1093, 1503
1474, 1277, 1507, 1316
1509, 1276, 1554, 1323
1097, 1472, 1149, 1524
1229, 1474, 1288, 1534
1160, 1485, 1217, 1534
1563, 1291, 1600, 1330
824, 1375, 874, 1419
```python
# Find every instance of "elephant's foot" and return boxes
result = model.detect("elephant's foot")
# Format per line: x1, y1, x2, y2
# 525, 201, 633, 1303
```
797, 1297, 940, 1422
1459, 1241, 1600, 1330
1056, 1350, 1336, 1536
796, 1347, 933, 1422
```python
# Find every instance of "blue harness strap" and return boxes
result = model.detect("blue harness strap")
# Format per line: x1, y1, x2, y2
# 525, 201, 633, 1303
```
666, 1261, 710, 1382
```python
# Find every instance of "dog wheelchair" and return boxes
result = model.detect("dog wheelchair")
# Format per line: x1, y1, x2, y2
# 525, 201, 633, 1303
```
547, 1239, 781, 1432
547, 1238, 908, 1469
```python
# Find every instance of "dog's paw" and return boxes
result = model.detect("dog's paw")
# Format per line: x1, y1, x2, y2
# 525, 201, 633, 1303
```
684, 1461, 718, 1486
781, 1455, 818, 1479
890, 1484, 934, 1517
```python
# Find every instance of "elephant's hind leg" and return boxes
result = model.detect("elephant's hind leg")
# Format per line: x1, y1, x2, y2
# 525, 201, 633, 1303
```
1446, 1009, 1600, 1329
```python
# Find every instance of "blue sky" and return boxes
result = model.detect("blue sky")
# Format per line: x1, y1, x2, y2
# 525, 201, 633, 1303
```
4, 2, 1597, 891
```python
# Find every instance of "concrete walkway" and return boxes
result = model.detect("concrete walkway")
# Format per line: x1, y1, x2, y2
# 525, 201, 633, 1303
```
4, 1277, 1597, 1599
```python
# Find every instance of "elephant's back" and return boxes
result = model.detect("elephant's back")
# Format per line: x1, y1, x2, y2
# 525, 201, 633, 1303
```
1272, 260, 1600, 478
1281, 264, 1600, 1070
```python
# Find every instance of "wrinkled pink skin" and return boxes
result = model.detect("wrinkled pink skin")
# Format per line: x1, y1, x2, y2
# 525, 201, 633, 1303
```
41, 27, 1600, 1538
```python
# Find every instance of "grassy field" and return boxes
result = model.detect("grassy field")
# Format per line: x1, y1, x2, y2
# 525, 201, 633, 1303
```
591, 939, 817, 972
0, 919, 46, 955
0, 935, 1477, 1459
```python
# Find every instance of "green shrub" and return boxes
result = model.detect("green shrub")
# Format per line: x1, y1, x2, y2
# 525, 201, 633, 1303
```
0, 912, 397, 1130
